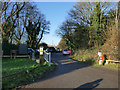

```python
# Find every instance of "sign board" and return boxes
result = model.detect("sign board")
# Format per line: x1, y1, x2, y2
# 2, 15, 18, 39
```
40, 46, 43, 55
99, 56, 103, 61
40, 48, 43, 52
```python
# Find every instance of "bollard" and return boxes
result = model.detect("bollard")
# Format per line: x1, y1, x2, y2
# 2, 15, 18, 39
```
99, 60, 103, 65
98, 52, 103, 65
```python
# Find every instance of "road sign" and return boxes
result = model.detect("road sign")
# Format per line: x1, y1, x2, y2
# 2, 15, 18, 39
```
99, 56, 103, 65
40, 48, 43, 52
40, 46, 43, 55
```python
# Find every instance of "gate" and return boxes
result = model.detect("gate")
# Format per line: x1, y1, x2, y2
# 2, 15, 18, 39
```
43, 51, 51, 66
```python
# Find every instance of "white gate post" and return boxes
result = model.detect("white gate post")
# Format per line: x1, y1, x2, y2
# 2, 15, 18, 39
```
49, 52, 51, 66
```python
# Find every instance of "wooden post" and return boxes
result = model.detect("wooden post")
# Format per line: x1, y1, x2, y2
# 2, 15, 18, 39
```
11, 50, 16, 59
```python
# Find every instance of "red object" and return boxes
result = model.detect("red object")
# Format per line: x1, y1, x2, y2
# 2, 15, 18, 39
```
99, 56, 103, 61
67, 50, 71, 53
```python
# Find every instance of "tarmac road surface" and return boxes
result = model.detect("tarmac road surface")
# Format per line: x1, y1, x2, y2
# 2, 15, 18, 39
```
23, 53, 118, 89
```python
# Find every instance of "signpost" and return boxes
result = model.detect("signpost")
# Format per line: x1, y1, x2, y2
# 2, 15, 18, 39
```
98, 52, 103, 65
99, 56, 103, 65
39, 46, 44, 64
40, 47, 43, 55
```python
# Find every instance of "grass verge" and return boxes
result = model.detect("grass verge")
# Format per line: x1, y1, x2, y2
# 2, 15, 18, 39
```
2, 58, 39, 77
72, 57, 119, 70
71, 48, 119, 70
2, 58, 56, 89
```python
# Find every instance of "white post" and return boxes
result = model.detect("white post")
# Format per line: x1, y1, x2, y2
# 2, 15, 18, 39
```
98, 52, 103, 65
32, 52, 35, 60
49, 52, 51, 66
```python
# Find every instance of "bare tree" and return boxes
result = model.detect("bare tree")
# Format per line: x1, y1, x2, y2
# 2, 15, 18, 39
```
0, 2, 25, 43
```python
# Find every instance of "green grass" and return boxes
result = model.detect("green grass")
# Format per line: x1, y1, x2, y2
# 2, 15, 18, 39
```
72, 48, 119, 70
72, 57, 119, 70
2, 58, 39, 77
94, 63, 119, 70
2, 58, 56, 89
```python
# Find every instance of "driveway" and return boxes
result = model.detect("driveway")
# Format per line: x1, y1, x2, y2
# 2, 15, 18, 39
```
24, 53, 118, 88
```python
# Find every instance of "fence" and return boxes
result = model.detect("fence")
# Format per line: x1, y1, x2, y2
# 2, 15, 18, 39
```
2, 55, 30, 59
43, 50, 51, 66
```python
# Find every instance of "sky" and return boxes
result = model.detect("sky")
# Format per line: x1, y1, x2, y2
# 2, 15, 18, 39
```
34, 1, 119, 46
34, 2, 75, 46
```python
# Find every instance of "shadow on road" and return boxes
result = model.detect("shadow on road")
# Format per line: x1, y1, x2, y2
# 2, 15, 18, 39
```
21, 53, 118, 88
33, 53, 91, 82
74, 78, 103, 89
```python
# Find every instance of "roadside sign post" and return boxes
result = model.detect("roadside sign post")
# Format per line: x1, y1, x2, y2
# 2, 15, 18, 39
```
98, 52, 103, 65
39, 46, 43, 64
99, 56, 103, 65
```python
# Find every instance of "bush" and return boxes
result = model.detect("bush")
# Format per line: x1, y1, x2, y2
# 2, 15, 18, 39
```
73, 48, 98, 62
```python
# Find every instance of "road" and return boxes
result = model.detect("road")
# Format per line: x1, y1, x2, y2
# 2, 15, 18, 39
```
24, 53, 118, 89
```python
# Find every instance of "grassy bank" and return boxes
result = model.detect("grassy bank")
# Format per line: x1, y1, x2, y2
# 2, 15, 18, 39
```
2, 58, 56, 89
72, 48, 119, 70
3, 58, 39, 77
